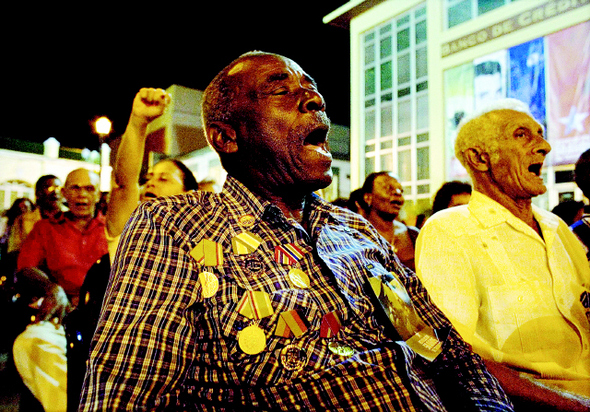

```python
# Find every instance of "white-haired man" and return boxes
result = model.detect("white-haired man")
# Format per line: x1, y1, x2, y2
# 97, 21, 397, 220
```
416, 99, 590, 410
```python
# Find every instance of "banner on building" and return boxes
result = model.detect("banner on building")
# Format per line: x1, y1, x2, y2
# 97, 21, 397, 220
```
547, 21, 590, 166
508, 37, 546, 127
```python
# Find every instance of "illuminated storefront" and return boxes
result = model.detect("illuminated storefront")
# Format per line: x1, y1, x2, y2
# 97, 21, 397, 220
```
326, 0, 590, 221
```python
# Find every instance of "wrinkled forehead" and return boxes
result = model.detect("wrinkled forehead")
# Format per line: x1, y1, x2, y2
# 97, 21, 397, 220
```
491, 109, 543, 133
228, 55, 311, 89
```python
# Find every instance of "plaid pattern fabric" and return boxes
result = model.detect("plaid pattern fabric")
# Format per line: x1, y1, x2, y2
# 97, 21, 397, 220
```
80, 176, 513, 411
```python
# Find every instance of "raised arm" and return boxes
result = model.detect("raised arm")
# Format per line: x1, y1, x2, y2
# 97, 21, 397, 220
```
106, 88, 171, 238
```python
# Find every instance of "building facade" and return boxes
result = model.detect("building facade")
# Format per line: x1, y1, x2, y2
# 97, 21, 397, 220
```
326, 0, 590, 222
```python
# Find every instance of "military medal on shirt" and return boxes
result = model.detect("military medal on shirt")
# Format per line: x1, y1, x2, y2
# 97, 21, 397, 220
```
367, 272, 443, 362
190, 219, 347, 365
236, 290, 274, 354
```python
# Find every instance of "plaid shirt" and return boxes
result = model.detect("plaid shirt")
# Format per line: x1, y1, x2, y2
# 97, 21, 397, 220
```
81, 176, 512, 411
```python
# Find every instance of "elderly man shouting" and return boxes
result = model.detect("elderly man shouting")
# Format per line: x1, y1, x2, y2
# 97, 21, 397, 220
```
80, 52, 512, 411
416, 99, 590, 411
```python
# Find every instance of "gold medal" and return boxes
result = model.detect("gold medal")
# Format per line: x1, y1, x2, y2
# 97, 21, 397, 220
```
238, 214, 256, 228
280, 344, 307, 371
238, 324, 266, 355
199, 271, 219, 298
328, 341, 354, 357
288, 268, 310, 289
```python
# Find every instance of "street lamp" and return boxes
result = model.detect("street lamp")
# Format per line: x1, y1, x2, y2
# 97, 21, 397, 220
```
94, 116, 112, 137
93, 116, 113, 192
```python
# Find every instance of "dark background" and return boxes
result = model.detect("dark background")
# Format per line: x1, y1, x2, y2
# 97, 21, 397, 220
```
1, 2, 351, 151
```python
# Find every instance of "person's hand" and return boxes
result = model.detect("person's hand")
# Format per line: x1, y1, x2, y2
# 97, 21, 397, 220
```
33, 283, 71, 327
129, 87, 172, 128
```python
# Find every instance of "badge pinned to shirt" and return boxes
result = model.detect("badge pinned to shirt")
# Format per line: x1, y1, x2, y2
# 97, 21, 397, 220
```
368, 273, 443, 362
190, 239, 224, 267
274, 243, 304, 265
231, 232, 263, 255
238, 214, 256, 229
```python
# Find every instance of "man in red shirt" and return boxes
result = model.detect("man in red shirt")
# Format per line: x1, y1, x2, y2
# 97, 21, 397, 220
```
18, 168, 108, 307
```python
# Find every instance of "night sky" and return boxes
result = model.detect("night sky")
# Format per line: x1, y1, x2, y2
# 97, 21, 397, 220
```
1, 2, 350, 151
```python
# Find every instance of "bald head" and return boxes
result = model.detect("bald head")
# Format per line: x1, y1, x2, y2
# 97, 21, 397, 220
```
63, 169, 100, 218
201, 51, 285, 133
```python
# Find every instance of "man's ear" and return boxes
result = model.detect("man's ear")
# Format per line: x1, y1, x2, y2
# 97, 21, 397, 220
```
207, 122, 238, 154
363, 192, 373, 209
464, 148, 490, 172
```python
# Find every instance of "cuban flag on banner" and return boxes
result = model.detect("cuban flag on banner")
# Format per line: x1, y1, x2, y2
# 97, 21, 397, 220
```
547, 21, 590, 166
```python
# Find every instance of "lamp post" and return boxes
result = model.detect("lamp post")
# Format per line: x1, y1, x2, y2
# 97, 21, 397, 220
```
93, 116, 112, 192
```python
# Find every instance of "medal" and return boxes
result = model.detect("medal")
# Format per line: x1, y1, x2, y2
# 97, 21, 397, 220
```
280, 344, 307, 371
199, 271, 219, 298
238, 324, 266, 355
288, 268, 310, 289
238, 214, 256, 228
320, 311, 341, 338
231, 232, 262, 255
237, 290, 274, 319
190, 239, 223, 266
328, 341, 354, 357
274, 243, 304, 265
274, 310, 308, 338
244, 256, 264, 274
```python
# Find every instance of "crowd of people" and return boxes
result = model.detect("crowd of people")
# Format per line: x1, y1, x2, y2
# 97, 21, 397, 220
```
0, 51, 589, 411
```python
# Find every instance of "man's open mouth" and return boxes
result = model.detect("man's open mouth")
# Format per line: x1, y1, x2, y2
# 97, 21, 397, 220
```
304, 127, 329, 151
528, 163, 543, 177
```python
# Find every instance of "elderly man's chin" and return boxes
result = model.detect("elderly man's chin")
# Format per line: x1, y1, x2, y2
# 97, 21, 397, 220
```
306, 168, 333, 194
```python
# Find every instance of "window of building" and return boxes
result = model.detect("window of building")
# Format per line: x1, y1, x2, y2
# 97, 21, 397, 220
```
362, 3, 429, 219
445, 0, 519, 29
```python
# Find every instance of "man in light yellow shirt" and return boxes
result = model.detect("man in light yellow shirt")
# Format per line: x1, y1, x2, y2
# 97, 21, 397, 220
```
416, 99, 590, 411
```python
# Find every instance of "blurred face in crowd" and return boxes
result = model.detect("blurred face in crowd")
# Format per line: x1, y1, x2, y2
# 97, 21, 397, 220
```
448, 192, 471, 208
36, 177, 62, 211
485, 110, 551, 201
141, 160, 186, 201
365, 173, 404, 220
62, 169, 100, 219
221, 54, 333, 195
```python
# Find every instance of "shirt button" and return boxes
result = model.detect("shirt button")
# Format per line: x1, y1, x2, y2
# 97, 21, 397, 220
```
517, 296, 523, 302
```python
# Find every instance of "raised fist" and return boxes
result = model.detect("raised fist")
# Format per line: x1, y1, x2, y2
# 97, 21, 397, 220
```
131, 87, 172, 124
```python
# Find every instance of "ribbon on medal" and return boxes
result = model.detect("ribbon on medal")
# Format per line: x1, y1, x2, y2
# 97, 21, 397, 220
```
274, 309, 308, 338
237, 290, 274, 320
274, 243, 304, 265
320, 311, 341, 338
366, 272, 443, 362
190, 239, 224, 267
231, 232, 263, 255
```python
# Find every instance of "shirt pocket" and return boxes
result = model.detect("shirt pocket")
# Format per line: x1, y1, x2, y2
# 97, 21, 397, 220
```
486, 280, 568, 355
